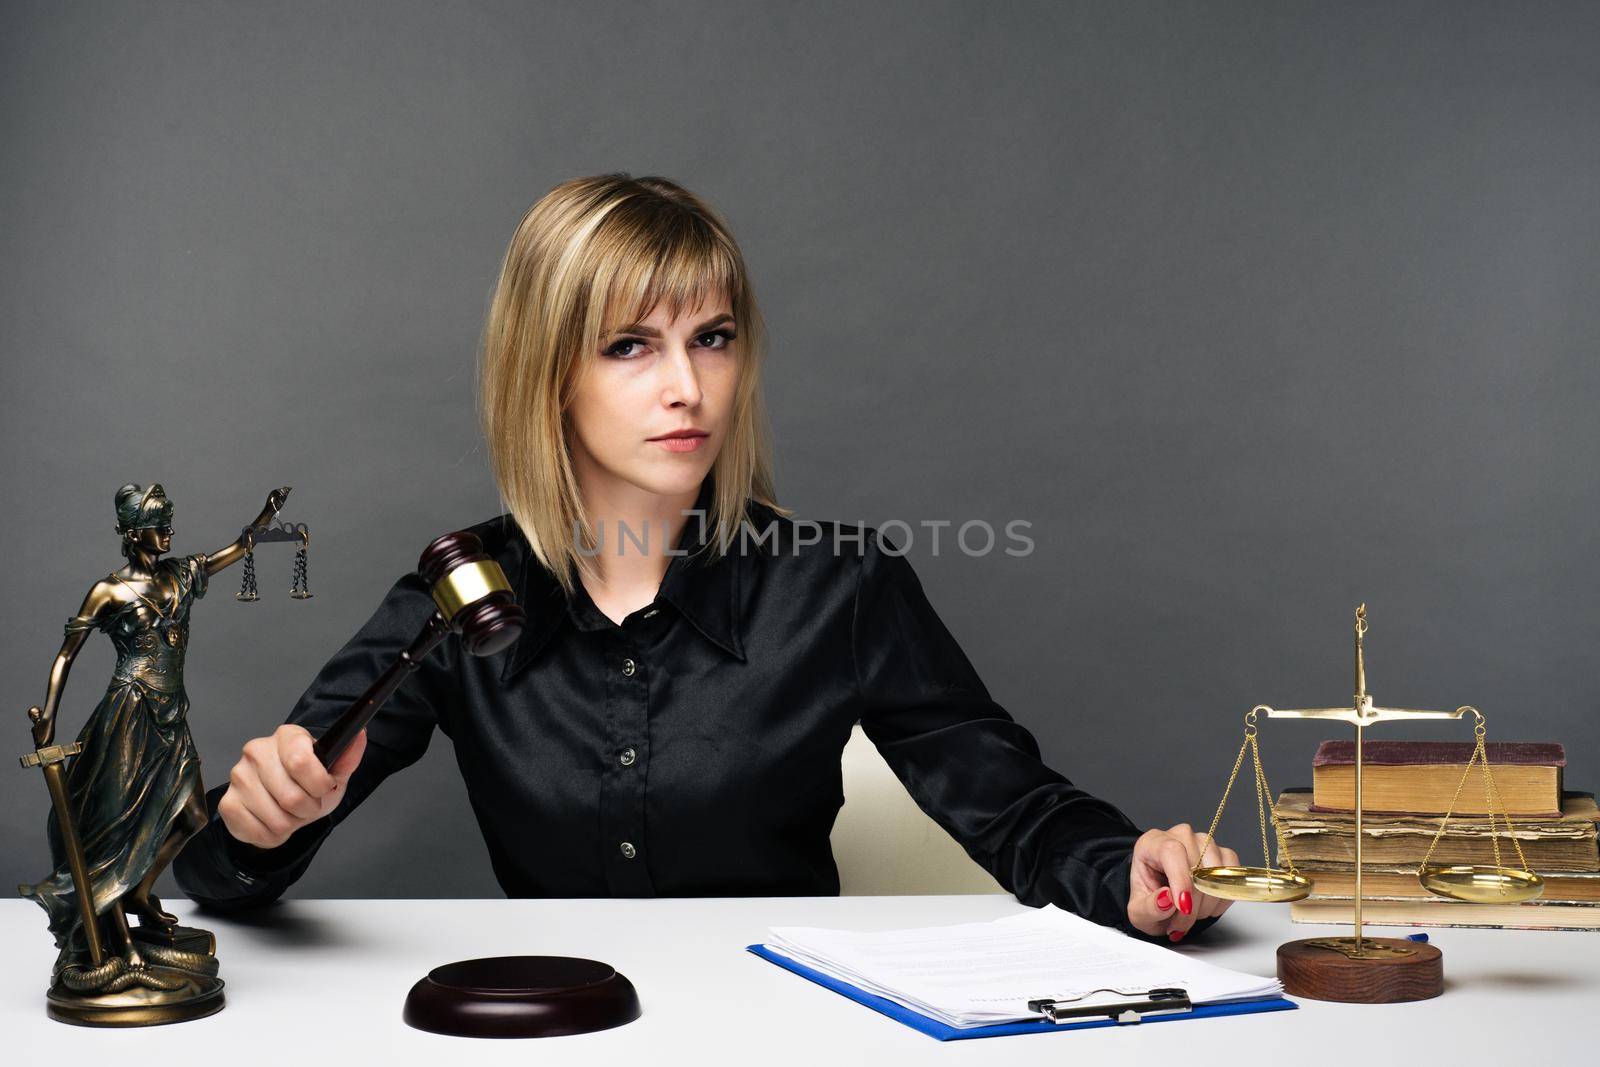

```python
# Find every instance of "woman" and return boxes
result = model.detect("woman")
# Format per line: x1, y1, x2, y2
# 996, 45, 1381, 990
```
174, 175, 1237, 943
25, 483, 287, 984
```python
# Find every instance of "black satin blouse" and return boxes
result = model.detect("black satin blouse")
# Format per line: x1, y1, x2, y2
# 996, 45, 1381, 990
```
175, 483, 1194, 941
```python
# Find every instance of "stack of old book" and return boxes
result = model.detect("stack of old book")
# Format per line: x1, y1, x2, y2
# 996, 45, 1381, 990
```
1274, 740, 1600, 930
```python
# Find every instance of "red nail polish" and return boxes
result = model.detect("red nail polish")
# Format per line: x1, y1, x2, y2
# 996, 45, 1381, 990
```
1169, 929, 1185, 943
1178, 890, 1193, 916
1156, 888, 1172, 910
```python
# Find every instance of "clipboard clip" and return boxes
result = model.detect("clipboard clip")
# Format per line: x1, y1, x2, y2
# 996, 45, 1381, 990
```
1027, 986, 1192, 1025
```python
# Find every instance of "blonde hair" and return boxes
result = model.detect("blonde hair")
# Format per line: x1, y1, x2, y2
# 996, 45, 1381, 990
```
479, 173, 789, 597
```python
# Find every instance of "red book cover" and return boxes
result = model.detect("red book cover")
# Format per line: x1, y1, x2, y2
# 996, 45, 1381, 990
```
1311, 741, 1566, 767
1309, 740, 1566, 817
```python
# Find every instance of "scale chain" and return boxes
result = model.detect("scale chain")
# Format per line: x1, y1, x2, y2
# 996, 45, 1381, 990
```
1251, 735, 1298, 875
1479, 735, 1532, 873
1480, 735, 1504, 873
1251, 735, 1271, 873
1419, 712, 1533, 878
1197, 709, 1299, 876
1197, 734, 1250, 869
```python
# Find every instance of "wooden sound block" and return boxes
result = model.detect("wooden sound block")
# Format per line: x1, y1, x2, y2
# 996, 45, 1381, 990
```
1277, 937, 1443, 1003
402, 956, 641, 1038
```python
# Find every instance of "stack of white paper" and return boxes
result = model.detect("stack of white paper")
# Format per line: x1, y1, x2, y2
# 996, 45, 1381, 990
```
762, 905, 1281, 1029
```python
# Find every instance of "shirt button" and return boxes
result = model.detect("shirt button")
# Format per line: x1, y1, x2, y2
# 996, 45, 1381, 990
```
619, 747, 637, 767
641, 608, 659, 619
621, 657, 637, 677
619, 841, 637, 860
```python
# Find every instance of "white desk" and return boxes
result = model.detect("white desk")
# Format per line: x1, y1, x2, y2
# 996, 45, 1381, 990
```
4, 896, 1593, 1065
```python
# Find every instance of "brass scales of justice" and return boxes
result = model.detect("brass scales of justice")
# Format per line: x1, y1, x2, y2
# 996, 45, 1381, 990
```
1191, 605, 1543, 1003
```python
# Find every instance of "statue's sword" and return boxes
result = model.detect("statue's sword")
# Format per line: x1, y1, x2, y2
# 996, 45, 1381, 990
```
21, 706, 104, 967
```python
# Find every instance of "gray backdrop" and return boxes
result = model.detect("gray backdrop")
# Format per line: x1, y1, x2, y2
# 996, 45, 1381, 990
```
3, 1, 1597, 901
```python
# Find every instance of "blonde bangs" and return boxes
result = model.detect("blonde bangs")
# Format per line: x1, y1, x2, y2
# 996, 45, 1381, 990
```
593, 205, 743, 340
480, 174, 788, 598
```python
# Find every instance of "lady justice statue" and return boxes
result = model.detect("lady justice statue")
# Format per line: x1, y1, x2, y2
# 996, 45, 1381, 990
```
19, 483, 291, 1026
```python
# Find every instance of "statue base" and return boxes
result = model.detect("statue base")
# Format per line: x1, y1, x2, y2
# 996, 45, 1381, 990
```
46, 923, 225, 1027
403, 955, 641, 1038
48, 972, 225, 1027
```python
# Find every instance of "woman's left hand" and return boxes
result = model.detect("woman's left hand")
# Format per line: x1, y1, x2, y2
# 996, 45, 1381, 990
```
1125, 823, 1239, 942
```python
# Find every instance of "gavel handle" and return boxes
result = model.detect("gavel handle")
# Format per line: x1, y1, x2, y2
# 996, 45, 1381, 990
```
313, 611, 452, 768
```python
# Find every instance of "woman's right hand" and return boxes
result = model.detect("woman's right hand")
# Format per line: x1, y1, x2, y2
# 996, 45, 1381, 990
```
218, 724, 367, 849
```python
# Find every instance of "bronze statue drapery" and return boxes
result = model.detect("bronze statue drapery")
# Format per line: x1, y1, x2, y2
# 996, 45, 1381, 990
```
24, 551, 210, 961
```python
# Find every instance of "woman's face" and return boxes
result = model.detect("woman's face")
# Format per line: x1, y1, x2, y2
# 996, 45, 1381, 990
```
128, 524, 173, 556
566, 293, 739, 502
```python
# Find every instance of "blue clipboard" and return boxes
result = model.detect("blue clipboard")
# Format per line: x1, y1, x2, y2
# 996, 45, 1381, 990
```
746, 943, 1297, 1041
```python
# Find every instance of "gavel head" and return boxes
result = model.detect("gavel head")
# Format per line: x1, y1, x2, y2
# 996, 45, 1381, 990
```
417, 531, 526, 657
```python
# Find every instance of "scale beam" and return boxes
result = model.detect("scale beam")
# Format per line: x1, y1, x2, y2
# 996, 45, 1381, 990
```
1263, 705, 1470, 726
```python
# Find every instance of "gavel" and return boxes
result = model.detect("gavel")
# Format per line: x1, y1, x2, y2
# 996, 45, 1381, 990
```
312, 531, 524, 767
305, 531, 638, 1039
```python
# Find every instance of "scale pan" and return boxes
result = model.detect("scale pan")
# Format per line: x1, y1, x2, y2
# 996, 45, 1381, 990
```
1191, 865, 1313, 902
1417, 864, 1544, 903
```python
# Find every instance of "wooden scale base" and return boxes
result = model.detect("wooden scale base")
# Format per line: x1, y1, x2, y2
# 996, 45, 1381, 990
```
1277, 937, 1443, 1004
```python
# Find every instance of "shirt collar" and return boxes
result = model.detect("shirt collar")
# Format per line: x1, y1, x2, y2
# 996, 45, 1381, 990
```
501, 479, 753, 680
